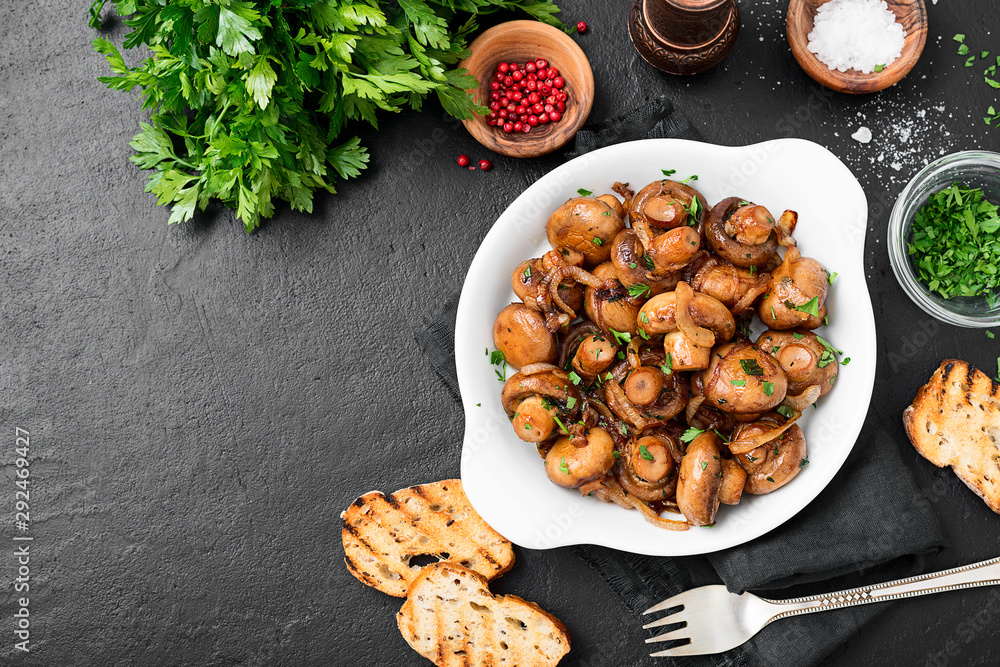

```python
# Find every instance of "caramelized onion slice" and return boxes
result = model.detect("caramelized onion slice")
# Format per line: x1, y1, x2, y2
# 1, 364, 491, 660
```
685, 395, 706, 424
782, 385, 822, 412
600, 477, 689, 530
606, 379, 651, 431
728, 413, 801, 455
732, 276, 771, 314
519, 363, 560, 376
675, 281, 716, 348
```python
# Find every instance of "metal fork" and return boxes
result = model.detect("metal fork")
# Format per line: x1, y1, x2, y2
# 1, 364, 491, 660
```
642, 556, 1000, 657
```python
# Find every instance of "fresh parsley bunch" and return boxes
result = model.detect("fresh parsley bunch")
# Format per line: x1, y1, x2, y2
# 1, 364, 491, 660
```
93, 0, 564, 232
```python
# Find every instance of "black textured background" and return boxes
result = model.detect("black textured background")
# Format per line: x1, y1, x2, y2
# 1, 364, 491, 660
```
1, 0, 998, 665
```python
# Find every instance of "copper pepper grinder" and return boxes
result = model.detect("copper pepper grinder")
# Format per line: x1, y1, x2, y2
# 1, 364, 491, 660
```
628, 0, 740, 75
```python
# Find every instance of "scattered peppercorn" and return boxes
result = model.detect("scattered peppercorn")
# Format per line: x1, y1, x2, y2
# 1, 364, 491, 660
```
576, 21, 588, 34
457, 154, 470, 167
478, 159, 493, 171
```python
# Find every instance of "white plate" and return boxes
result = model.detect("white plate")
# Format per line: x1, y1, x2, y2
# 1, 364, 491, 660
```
456, 138, 875, 556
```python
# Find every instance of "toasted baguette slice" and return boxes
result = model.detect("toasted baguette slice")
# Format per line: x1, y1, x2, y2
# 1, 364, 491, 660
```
397, 562, 571, 667
903, 359, 1000, 514
342, 479, 514, 597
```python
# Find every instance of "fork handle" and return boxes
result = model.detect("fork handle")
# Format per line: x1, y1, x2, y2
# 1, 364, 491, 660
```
760, 556, 1000, 622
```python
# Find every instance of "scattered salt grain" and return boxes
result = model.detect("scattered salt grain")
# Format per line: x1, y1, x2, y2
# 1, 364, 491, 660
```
852, 126, 873, 143
807, 0, 906, 74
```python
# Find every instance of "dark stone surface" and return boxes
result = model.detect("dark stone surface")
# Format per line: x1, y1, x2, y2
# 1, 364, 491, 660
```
0, 0, 997, 665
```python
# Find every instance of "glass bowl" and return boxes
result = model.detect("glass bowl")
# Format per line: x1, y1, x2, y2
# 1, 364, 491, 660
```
887, 150, 1000, 327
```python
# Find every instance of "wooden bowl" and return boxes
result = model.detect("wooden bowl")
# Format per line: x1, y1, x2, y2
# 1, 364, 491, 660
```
458, 20, 594, 158
786, 0, 927, 94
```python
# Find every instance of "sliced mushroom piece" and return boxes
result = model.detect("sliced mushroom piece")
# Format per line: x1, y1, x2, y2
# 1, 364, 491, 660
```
614, 433, 679, 502
571, 333, 618, 380
676, 431, 723, 526
637, 287, 735, 371
718, 459, 747, 505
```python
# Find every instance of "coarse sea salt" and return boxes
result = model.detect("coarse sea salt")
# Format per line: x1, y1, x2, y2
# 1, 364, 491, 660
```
807, 0, 906, 74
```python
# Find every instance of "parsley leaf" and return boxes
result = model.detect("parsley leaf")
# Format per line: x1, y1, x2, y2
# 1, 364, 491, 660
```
639, 445, 654, 461
627, 283, 651, 298
680, 427, 705, 443
559, 456, 570, 474
660, 353, 673, 376
777, 405, 794, 418
92, 0, 566, 232
609, 328, 632, 346
577, 188, 593, 196
739, 358, 764, 376
762, 381, 774, 396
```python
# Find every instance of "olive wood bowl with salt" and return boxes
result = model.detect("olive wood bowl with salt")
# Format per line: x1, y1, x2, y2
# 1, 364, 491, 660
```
458, 20, 594, 158
787, 0, 928, 94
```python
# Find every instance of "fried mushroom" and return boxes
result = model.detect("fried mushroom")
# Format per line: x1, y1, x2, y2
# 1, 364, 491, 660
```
700, 342, 788, 413
705, 198, 779, 268
757, 245, 829, 330
676, 431, 723, 526
756, 329, 838, 397
733, 416, 808, 494
546, 197, 625, 268
545, 428, 617, 488
493, 303, 557, 369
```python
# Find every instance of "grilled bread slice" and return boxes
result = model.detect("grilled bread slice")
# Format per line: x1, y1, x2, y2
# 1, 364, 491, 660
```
397, 562, 571, 667
903, 359, 1000, 514
342, 479, 514, 597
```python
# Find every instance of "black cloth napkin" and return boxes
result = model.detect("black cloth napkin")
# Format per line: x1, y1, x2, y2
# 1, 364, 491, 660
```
415, 98, 947, 667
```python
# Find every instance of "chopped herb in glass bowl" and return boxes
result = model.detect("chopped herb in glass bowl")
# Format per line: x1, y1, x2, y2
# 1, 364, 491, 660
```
889, 151, 1000, 327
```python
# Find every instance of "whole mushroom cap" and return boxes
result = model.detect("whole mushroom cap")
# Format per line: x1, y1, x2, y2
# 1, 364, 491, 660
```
546, 197, 625, 268
493, 303, 557, 370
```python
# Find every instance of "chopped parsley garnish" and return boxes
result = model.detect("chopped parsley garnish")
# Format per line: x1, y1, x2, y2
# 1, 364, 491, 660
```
490, 350, 505, 365
565, 396, 577, 409
739, 358, 764, 376
629, 262, 637, 269
628, 283, 651, 298
713, 429, 729, 442
639, 445, 654, 461
792, 332, 804, 340
559, 456, 570, 474
776, 405, 794, 418
762, 381, 774, 396
828, 271, 838, 285
700, 461, 708, 470
680, 427, 705, 443
577, 188, 593, 197
553, 414, 569, 435
681, 174, 699, 183
687, 196, 702, 225
988, 330, 996, 339
874, 64, 886, 72
490, 349, 506, 382
641, 253, 655, 270
766, 476, 775, 483
613, 450, 621, 459
730, 379, 746, 387
908, 183, 1000, 300
609, 328, 632, 346
568, 371, 583, 385
640, 311, 650, 323
815, 335, 844, 369
771, 345, 781, 355
592, 237, 604, 246
619, 422, 628, 436
793, 297, 821, 317
799, 458, 809, 468
661, 169, 676, 176
660, 353, 673, 376
601, 211, 610, 216
750, 265, 757, 276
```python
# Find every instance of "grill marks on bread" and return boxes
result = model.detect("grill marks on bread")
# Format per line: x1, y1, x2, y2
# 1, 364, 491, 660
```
396, 562, 571, 667
341, 480, 514, 597
904, 359, 1000, 514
